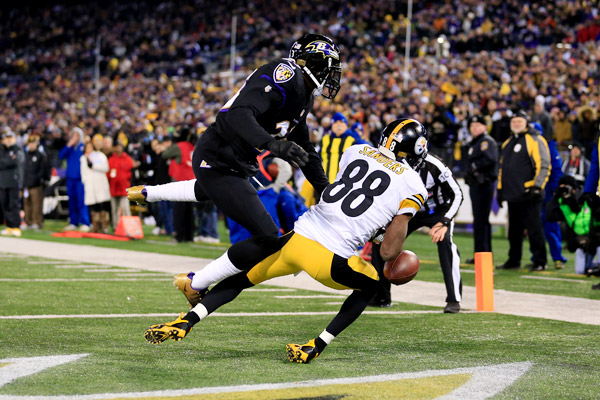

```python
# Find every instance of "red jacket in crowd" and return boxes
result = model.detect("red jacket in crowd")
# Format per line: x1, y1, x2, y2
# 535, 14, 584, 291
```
107, 151, 134, 196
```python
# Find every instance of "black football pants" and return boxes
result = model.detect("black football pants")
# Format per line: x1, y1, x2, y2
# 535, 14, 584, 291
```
191, 152, 278, 238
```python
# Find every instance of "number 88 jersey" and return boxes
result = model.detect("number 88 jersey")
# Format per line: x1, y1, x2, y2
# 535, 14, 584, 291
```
294, 144, 428, 258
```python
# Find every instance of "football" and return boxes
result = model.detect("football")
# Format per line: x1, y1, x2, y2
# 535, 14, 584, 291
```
383, 250, 420, 285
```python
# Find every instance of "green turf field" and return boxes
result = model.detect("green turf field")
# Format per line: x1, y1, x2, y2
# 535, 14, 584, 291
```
1, 236, 600, 399
15, 219, 600, 299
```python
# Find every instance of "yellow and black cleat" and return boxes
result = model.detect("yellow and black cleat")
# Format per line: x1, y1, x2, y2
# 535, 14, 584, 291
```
173, 273, 207, 309
126, 185, 147, 205
144, 313, 192, 344
286, 339, 320, 363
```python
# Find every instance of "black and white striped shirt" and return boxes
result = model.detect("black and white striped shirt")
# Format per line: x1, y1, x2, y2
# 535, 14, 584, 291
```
418, 153, 463, 221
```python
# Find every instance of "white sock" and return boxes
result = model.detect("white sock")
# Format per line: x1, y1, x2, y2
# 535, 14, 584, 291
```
191, 304, 209, 320
191, 252, 242, 290
319, 330, 335, 345
145, 179, 198, 202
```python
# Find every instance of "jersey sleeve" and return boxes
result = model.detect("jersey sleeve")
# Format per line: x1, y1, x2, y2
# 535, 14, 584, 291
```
398, 171, 428, 217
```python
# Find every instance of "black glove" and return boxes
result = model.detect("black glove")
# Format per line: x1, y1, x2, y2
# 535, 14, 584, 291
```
525, 186, 542, 200
496, 189, 504, 208
266, 140, 309, 168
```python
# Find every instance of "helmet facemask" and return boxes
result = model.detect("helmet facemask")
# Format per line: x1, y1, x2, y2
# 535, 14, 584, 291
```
290, 34, 342, 100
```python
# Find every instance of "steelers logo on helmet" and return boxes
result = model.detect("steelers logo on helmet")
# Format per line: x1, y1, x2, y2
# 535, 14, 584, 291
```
414, 136, 428, 155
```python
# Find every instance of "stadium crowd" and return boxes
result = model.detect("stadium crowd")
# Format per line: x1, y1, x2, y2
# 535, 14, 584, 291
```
1, 0, 600, 279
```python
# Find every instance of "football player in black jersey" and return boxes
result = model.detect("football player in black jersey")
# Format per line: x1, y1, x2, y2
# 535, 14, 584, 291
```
127, 34, 341, 299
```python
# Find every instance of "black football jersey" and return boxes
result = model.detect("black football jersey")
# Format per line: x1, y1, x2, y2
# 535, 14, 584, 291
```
195, 58, 322, 180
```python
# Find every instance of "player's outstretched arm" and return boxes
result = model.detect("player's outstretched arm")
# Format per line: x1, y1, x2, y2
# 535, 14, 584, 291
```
380, 214, 411, 261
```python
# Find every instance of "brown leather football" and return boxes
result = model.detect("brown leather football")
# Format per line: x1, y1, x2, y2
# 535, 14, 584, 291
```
383, 250, 420, 285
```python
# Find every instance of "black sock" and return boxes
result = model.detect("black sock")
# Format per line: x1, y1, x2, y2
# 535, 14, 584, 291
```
183, 311, 200, 327
314, 337, 328, 353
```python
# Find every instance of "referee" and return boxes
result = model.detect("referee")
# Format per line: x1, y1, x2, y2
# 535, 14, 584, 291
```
371, 153, 464, 313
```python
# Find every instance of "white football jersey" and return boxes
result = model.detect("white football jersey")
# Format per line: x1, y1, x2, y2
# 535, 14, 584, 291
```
294, 144, 428, 258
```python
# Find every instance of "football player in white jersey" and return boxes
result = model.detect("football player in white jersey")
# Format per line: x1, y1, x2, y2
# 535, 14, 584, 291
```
144, 119, 429, 363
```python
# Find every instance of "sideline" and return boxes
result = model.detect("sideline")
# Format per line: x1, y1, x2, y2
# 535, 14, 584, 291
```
2, 237, 600, 325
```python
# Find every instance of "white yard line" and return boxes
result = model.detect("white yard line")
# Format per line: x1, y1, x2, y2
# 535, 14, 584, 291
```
0, 310, 454, 320
0, 362, 532, 400
27, 260, 81, 264
83, 269, 139, 273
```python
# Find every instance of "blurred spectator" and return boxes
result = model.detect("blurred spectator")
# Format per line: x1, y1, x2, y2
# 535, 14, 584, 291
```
561, 141, 590, 188
102, 136, 114, 158
148, 138, 174, 236
162, 128, 196, 242
59, 127, 90, 232
532, 95, 554, 142
576, 106, 598, 156
463, 115, 498, 262
489, 106, 513, 145
107, 142, 134, 228
534, 122, 567, 270
552, 108, 572, 150
0, 129, 24, 237
81, 141, 111, 233
194, 201, 220, 244
496, 111, 551, 271
22, 135, 49, 230
321, 113, 368, 183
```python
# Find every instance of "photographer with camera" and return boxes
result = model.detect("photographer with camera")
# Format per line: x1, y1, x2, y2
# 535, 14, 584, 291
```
546, 176, 600, 279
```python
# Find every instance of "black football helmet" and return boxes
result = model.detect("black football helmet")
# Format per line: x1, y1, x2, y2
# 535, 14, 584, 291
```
378, 118, 429, 169
289, 33, 342, 99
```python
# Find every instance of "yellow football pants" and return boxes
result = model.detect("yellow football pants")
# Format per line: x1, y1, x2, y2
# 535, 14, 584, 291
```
246, 232, 379, 290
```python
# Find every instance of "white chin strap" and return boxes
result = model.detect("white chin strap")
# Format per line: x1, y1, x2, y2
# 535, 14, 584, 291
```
302, 66, 325, 97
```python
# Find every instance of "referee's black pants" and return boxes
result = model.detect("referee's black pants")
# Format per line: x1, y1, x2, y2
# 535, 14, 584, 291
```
408, 213, 462, 303
506, 199, 547, 267
469, 183, 494, 253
